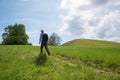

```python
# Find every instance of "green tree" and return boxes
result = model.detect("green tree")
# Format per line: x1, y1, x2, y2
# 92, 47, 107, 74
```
48, 33, 62, 46
2, 24, 29, 45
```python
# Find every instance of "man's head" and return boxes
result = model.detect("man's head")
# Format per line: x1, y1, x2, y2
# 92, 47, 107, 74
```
41, 30, 44, 33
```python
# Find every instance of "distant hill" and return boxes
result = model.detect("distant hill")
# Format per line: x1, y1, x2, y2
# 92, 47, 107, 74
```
62, 39, 120, 48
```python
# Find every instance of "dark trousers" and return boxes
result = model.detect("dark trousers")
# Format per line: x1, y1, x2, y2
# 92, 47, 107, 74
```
40, 40, 50, 55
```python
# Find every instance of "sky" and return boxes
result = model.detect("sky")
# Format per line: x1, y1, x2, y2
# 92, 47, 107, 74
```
0, 0, 120, 45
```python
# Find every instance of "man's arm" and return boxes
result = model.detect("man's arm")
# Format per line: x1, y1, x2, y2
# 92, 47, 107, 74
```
39, 33, 42, 44
39, 34, 41, 44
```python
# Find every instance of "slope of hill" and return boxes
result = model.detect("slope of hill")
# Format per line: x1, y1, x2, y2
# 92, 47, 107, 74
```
62, 39, 120, 48
0, 44, 120, 80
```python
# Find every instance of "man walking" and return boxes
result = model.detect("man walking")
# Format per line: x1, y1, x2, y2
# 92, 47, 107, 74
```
39, 30, 50, 56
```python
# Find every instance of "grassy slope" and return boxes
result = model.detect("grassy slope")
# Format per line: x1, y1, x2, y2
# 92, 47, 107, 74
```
62, 39, 120, 48
0, 39, 120, 80
60, 39, 120, 73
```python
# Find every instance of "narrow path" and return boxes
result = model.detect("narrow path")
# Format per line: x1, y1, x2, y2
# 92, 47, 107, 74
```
53, 54, 120, 76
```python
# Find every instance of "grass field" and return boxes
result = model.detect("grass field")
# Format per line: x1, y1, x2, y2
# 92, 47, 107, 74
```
0, 39, 120, 80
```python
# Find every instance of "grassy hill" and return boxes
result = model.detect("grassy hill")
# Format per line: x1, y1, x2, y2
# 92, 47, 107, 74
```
62, 39, 120, 48
0, 39, 120, 80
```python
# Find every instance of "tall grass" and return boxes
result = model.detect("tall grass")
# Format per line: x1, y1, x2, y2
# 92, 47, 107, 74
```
50, 46, 120, 73
0, 45, 120, 80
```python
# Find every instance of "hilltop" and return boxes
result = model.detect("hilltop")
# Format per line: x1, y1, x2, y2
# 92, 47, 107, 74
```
62, 39, 120, 48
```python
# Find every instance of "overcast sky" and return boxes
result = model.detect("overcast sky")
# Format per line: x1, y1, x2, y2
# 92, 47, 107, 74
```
0, 0, 120, 45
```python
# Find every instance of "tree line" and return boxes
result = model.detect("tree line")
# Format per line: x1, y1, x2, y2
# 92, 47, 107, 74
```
1, 24, 61, 45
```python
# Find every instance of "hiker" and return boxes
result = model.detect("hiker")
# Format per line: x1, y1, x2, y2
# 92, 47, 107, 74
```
39, 30, 50, 56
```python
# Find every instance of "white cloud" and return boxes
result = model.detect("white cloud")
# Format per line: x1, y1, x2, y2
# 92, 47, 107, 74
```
27, 31, 40, 37
96, 10, 120, 38
59, 0, 120, 42
60, 0, 91, 10
21, 0, 30, 2
26, 31, 40, 45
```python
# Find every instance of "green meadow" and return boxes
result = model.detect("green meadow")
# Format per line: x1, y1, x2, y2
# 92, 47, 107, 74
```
0, 39, 120, 80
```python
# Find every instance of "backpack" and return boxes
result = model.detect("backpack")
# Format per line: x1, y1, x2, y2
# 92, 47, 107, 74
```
42, 33, 48, 41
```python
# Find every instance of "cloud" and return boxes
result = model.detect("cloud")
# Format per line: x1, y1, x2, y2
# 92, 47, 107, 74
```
26, 31, 40, 45
96, 10, 120, 39
21, 0, 30, 2
27, 31, 39, 37
92, 0, 108, 5
59, 0, 120, 42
